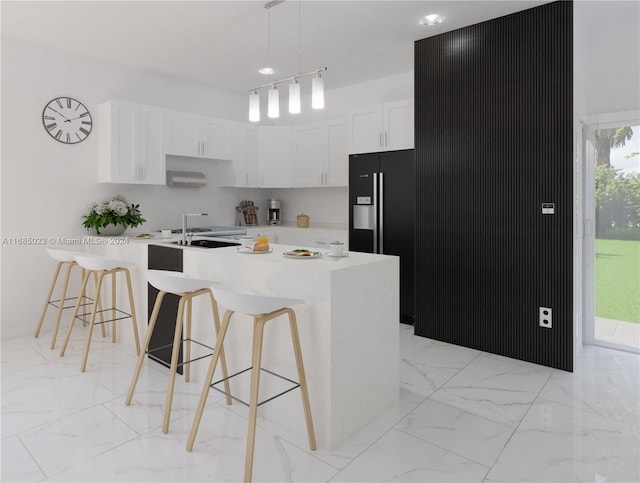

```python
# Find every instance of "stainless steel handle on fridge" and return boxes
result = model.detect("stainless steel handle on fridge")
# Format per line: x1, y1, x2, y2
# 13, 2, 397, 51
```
379, 172, 384, 254
373, 172, 378, 253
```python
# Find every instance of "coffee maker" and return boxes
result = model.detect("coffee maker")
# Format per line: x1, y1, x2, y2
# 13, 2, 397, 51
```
268, 199, 281, 225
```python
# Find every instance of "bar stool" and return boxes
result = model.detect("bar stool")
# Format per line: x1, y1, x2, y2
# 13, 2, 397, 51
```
35, 248, 97, 349
59, 254, 141, 372
186, 288, 316, 483
125, 270, 232, 434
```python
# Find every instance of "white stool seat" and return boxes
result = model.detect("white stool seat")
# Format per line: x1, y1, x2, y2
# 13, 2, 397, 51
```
46, 248, 84, 262
213, 288, 304, 315
146, 269, 221, 294
73, 254, 132, 271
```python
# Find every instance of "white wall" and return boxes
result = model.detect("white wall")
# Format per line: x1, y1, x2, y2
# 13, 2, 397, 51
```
0, 36, 412, 339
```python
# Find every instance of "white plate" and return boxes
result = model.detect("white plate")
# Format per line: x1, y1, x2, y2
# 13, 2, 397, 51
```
324, 251, 349, 258
237, 247, 273, 254
282, 250, 322, 259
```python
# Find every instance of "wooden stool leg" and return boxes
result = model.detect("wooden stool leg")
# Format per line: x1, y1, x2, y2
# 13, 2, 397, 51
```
35, 261, 63, 338
112, 271, 117, 343
287, 309, 317, 450
186, 309, 233, 452
163, 296, 186, 434
93, 272, 107, 338
126, 291, 166, 406
60, 269, 92, 357
123, 268, 141, 355
49, 262, 74, 349
209, 292, 232, 405
244, 316, 267, 483
81, 272, 106, 372
185, 296, 192, 383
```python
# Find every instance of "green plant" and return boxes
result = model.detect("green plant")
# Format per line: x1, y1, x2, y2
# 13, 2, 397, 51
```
82, 195, 146, 234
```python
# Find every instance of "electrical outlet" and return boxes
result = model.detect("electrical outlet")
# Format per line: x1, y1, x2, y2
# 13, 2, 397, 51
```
539, 307, 552, 329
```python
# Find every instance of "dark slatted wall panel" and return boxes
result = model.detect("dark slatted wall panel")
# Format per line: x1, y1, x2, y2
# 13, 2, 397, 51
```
414, 1, 573, 371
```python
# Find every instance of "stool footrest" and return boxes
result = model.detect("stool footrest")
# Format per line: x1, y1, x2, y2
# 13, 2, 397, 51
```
146, 338, 215, 368
210, 367, 301, 408
49, 295, 94, 311
75, 307, 132, 324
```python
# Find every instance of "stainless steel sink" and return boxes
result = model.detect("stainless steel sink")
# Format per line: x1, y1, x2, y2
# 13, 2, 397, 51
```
170, 239, 239, 249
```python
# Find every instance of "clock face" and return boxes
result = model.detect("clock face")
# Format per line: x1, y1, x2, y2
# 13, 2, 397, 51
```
42, 97, 92, 144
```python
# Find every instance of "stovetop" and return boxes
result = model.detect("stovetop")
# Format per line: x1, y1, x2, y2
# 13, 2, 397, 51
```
169, 225, 246, 236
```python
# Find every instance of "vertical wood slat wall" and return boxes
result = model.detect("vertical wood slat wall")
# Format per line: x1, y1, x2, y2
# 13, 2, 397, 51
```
414, 1, 573, 371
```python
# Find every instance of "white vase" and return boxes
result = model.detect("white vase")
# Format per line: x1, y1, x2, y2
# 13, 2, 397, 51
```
94, 224, 126, 236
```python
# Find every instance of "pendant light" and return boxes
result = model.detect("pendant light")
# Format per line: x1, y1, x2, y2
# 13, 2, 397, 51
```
248, 1, 326, 122
312, 71, 324, 109
249, 90, 260, 123
288, 0, 302, 114
289, 79, 301, 114
268, 84, 280, 118
258, 6, 274, 76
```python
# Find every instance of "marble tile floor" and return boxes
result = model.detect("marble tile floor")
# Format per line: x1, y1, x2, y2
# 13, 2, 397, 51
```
1, 324, 638, 482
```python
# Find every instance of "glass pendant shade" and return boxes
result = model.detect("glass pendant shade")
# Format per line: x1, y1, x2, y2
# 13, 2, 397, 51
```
268, 86, 280, 118
289, 80, 301, 114
249, 91, 260, 122
312, 73, 324, 109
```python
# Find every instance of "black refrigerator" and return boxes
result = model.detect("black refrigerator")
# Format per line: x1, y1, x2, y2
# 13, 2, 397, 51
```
349, 149, 415, 324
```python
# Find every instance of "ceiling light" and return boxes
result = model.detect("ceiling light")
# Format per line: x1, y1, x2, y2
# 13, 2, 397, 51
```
248, 1, 327, 122
419, 14, 445, 26
268, 85, 280, 118
249, 91, 260, 123
312, 71, 324, 109
289, 79, 301, 114
259, 6, 274, 75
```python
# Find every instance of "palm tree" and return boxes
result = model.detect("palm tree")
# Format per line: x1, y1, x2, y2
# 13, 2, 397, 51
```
594, 127, 634, 166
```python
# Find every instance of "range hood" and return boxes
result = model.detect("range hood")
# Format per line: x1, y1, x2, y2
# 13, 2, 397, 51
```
166, 170, 206, 188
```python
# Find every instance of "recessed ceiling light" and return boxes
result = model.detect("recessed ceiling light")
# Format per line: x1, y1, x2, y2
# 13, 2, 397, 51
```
419, 14, 445, 26
259, 67, 275, 75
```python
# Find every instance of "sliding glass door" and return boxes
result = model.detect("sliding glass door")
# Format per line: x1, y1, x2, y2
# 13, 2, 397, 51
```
583, 114, 640, 352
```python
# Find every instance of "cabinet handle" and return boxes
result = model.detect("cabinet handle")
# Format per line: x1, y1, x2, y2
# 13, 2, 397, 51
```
260, 174, 264, 186
379, 132, 383, 147
233, 172, 236, 185
385, 132, 388, 147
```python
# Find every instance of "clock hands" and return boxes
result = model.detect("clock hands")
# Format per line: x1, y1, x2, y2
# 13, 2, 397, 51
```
48, 107, 72, 122
63, 114, 88, 122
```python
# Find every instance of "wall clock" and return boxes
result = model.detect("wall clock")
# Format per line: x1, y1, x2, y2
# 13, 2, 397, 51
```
42, 96, 92, 144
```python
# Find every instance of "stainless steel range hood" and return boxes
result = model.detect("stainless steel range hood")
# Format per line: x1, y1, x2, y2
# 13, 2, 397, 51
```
166, 170, 206, 187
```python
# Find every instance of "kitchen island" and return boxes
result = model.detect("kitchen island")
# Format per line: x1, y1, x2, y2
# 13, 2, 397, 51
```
87, 237, 399, 450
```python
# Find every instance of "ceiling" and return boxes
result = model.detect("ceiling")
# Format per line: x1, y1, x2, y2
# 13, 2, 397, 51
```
2, 0, 554, 95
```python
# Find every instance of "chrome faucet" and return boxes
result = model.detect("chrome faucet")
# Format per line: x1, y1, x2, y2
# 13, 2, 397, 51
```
182, 213, 208, 245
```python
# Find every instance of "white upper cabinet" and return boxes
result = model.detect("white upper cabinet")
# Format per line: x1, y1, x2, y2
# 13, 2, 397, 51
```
259, 126, 293, 188
293, 123, 326, 187
163, 110, 244, 162
347, 99, 414, 154
163, 110, 202, 157
242, 125, 260, 187
325, 120, 348, 186
292, 120, 348, 187
98, 100, 166, 185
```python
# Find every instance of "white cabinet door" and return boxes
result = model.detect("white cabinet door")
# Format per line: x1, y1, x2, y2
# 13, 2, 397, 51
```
241, 125, 260, 187
326, 121, 348, 186
383, 100, 414, 151
259, 126, 293, 188
98, 100, 138, 183
293, 124, 326, 187
347, 100, 414, 154
347, 104, 383, 154
138, 105, 166, 185
98, 100, 165, 185
201, 118, 244, 161
163, 110, 202, 157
